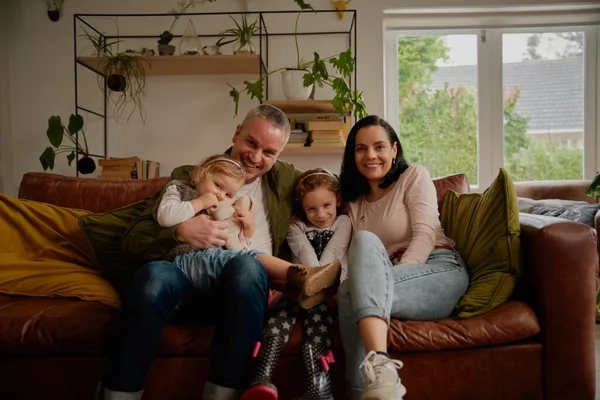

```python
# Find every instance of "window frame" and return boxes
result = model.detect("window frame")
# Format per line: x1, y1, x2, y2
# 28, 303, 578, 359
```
384, 13, 599, 191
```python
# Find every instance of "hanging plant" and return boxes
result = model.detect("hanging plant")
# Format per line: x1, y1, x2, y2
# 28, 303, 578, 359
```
39, 114, 103, 174
81, 27, 150, 122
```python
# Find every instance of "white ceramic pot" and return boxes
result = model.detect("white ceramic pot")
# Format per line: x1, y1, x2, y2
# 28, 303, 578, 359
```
281, 69, 313, 101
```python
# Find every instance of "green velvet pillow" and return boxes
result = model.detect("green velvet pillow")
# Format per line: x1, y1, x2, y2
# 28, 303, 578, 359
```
441, 168, 521, 318
78, 199, 149, 295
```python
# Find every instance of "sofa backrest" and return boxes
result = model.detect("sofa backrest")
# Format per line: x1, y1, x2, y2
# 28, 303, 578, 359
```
18, 171, 470, 214
514, 179, 596, 204
18, 172, 170, 213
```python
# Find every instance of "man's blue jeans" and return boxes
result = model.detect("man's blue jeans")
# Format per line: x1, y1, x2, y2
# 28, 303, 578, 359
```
101, 254, 269, 392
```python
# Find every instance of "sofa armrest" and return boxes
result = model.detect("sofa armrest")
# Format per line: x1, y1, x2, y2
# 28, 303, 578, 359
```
519, 213, 596, 400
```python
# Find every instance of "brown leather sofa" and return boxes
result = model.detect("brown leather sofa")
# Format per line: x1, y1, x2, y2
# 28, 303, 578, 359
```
0, 172, 596, 400
515, 179, 600, 318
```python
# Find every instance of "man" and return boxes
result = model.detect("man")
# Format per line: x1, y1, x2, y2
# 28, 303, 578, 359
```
98, 104, 302, 400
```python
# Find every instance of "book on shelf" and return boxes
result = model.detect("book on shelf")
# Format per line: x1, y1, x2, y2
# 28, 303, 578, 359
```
97, 157, 160, 180
307, 117, 344, 132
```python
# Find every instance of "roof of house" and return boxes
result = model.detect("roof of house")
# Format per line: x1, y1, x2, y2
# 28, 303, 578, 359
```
429, 56, 583, 132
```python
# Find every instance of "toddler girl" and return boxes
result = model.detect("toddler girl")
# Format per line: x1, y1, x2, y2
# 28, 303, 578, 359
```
154, 155, 342, 301
241, 168, 351, 400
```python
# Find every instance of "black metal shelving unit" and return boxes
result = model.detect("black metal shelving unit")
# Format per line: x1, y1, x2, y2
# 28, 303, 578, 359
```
73, 9, 357, 175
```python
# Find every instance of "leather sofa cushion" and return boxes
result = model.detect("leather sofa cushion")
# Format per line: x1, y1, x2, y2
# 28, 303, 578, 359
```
388, 301, 539, 352
0, 291, 293, 356
0, 295, 118, 354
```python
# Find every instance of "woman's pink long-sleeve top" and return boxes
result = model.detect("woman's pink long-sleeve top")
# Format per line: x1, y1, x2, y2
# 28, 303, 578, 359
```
347, 165, 454, 265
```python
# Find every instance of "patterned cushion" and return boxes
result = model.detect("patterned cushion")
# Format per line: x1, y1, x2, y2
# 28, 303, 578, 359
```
530, 203, 600, 227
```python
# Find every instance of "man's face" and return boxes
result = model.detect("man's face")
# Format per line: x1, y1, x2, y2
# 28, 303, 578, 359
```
230, 116, 287, 183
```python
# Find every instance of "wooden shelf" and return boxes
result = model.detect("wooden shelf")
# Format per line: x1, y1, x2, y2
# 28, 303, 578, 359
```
264, 100, 348, 115
76, 54, 263, 76
280, 145, 345, 156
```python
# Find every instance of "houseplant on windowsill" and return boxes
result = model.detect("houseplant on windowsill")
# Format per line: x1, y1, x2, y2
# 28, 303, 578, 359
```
39, 114, 103, 174
228, 0, 367, 118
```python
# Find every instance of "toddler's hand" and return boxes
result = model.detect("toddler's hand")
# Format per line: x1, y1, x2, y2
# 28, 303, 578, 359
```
234, 206, 254, 236
196, 192, 220, 212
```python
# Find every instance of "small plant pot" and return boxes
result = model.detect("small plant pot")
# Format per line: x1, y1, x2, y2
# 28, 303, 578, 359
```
77, 156, 96, 175
107, 74, 127, 92
158, 44, 176, 56
281, 69, 313, 101
47, 9, 60, 21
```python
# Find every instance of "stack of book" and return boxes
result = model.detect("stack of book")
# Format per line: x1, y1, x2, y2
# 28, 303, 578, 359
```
307, 117, 345, 147
286, 129, 309, 148
98, 157, 160, 179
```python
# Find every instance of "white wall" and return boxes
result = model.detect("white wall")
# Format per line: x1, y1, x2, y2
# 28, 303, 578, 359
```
2, 0, 594, 196
0, 0, 16, 195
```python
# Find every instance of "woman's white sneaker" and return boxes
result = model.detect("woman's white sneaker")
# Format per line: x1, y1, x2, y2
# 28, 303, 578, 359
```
359, 351, 405, 400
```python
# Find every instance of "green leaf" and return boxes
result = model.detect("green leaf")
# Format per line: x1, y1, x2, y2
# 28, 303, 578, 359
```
330, 48, 354, 77
244, 78, 264, 102
229, 84, 240, 117
312, 52, 329, 81
67, 151, 76, 166
586, 172, 600, 197
47, 116, 64, 148
349, 90, 368, 119
303, 72, 315, 87
68, 114, 84, 135
331, 77, 350, 114
294, 0, 315, 11
39, 147, 56, 171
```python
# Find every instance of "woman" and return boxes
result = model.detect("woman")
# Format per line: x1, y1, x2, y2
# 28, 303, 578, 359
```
338, 116, 469, 400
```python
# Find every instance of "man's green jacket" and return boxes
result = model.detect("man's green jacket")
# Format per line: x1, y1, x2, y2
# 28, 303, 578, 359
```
122, 159, 303, 260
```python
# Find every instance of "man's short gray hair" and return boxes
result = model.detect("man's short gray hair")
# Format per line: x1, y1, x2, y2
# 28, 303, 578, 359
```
241, 104, 291, 145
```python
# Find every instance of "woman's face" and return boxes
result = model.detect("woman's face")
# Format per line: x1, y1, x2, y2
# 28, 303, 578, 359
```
354, 125, 398, 183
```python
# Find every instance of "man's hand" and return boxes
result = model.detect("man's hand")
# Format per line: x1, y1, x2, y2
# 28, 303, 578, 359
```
234, 206, 255, 238
174, 213, 228, 248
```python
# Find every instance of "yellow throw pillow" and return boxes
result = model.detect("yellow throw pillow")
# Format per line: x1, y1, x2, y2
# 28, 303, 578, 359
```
441, 168, 520, 318
0, 194, 120, 307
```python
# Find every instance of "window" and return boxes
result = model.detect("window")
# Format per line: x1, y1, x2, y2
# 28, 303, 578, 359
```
384, 8, 599, 190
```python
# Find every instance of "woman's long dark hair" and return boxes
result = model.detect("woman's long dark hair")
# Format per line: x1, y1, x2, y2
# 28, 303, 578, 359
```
340, 115, 409, 202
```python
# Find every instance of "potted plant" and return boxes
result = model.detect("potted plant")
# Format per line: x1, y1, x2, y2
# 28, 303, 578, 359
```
159, 0, 217, 55
219, 14, 262, 55
586, 173, 600, 199
39, 114, 104, 174
228, 0, 367, 118
45, 0, 64, 22
81, 28, 150, 121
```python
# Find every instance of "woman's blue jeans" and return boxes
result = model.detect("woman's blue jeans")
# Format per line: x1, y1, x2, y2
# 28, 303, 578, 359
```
101, 254, 269, 393
338, 231, 469, 400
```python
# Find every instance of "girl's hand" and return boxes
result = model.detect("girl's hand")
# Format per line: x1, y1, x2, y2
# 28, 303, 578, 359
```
193, 192, 219, 213
234, 206, 255, 238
